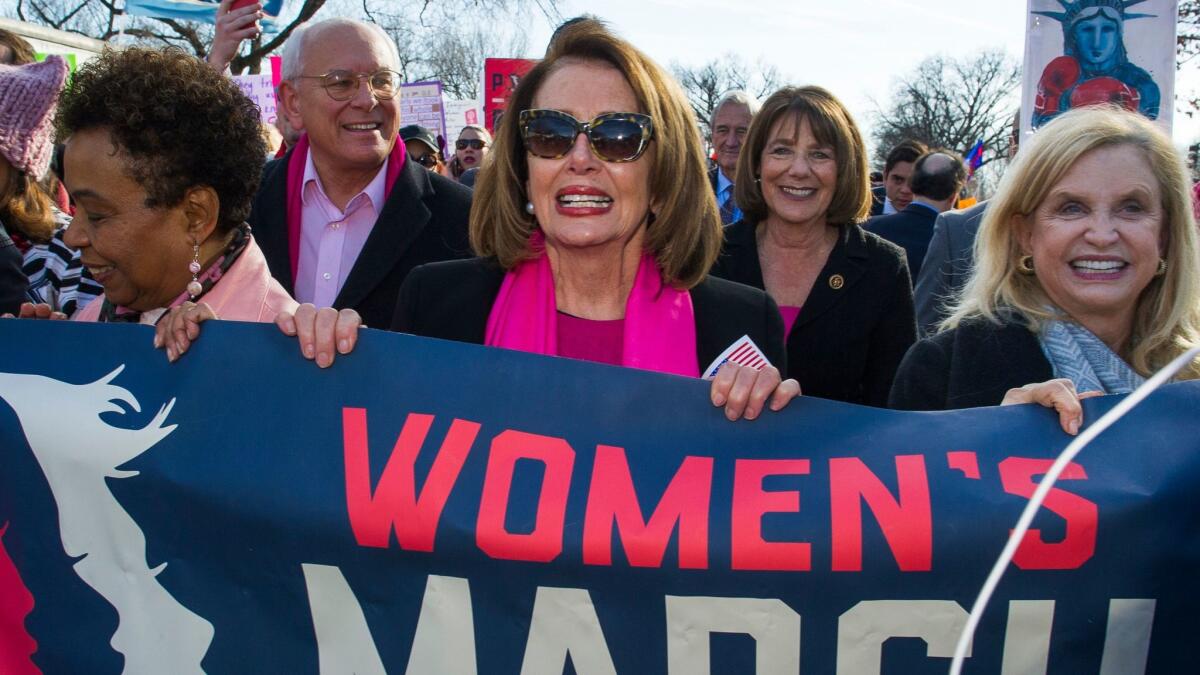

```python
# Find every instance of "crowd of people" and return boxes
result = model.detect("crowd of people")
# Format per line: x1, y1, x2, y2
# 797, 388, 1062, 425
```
2, 5, 1199, 433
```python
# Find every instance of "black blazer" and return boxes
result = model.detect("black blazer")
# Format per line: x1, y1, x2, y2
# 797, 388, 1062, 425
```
888, 316, 1053, 411
866, 202, 940, 280
391, 256, 788, 374
710, 219, 917, 407
248, 150, 474, 328
0, 222, 26, 315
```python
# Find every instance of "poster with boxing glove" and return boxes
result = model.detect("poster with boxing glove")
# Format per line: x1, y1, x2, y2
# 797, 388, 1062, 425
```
1021, 0, 1176, 138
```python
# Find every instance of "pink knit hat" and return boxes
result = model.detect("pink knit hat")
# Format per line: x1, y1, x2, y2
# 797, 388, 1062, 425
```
0, 55, 68, 180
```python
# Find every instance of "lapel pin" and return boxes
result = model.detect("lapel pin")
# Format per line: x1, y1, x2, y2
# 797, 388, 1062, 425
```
829, 274, 845, 290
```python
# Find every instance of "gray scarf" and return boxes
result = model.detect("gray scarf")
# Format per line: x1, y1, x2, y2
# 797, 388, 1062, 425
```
1038, 319, 1145, 395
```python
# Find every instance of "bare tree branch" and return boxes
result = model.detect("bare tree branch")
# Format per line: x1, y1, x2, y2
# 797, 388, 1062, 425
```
671, 54, 786, 138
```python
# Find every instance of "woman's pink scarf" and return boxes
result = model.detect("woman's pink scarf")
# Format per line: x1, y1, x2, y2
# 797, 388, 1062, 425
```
485, 234, 699, 377
283, 133, 407, 280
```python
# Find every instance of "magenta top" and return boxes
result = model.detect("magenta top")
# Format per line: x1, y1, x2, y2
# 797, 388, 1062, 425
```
779, 305, 801, 338
556, 312, 625, 366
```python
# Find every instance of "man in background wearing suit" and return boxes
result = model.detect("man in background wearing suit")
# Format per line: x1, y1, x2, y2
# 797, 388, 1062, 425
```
913, 113, 1019, 334
249, 19, 472, 328
707, 91, 759, 225
867, 149, 966, 282
912, 201, 988, 335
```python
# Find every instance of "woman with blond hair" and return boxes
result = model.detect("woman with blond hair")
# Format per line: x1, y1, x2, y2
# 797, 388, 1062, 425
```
890, 106, 1200, 433
451, 124, 492, 180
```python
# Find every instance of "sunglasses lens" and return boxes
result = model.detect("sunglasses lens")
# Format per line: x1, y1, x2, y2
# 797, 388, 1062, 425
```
590, 118, 646, 161
524, 115, 577, 158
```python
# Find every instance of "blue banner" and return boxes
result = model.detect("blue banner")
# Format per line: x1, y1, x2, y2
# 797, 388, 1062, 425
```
124, 0, 284, 30
0, 320, 1197, 673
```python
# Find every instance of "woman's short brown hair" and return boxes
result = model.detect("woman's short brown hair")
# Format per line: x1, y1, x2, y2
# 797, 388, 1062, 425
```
469, 19, 721, 288
734, 85, 872, 226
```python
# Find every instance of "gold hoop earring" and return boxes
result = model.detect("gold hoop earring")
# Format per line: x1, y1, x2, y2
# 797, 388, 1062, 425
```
1156, 258, 1167, 277
1017, 255, 1035, 275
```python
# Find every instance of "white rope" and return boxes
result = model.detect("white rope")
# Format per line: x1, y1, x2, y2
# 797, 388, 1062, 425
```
949, 345, 1200, 675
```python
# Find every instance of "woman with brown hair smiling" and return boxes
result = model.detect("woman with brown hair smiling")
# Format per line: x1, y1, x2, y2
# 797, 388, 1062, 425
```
711, 86, 917, 406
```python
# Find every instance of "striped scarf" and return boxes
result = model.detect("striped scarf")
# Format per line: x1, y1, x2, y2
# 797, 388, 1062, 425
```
1038, 319, 1145, 395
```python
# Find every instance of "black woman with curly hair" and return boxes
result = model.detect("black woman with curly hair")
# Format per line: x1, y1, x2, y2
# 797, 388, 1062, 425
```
17, 47, 297, 340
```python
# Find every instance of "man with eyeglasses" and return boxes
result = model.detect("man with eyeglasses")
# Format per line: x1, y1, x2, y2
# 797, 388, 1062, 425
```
243, 18, 472, 328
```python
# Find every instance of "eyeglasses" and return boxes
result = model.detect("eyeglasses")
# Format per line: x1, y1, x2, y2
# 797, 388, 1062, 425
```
414, 153, 440, 168
519, 109, 653, 163
455, 139, 487, 151
296, 69, 401, 102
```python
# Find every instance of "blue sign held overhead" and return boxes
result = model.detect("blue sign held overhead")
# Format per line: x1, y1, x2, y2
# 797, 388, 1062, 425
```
123, 0, 285, 31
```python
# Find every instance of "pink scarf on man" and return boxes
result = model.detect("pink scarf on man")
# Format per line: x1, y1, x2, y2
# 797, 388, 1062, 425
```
283, 133, 407, 280
484, 234, 700, 377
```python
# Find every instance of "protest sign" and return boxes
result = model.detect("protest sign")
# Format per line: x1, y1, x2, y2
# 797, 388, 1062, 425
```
1021, 0, 1177, 138
231, 56, 282, 126
445, 98, 485, 144
124, 0, 284, 30
232, 71, 277, 125
1, 320, 1197, 673
484, 58, 537, 133
400, 81, 448, 158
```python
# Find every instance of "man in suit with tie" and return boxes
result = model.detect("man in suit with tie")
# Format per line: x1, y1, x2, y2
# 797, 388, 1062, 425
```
867, 149, 966, 283
248, 19, 472, 328
707, 91, 759, 225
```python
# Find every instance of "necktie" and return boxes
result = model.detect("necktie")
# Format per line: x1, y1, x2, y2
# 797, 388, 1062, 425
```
719, 185, 737, 225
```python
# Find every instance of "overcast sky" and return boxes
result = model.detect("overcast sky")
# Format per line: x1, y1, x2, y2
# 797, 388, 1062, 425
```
518, 0, 1198, 151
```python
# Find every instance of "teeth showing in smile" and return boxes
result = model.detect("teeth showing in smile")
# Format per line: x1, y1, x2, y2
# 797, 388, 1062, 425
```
558, 194, 613, 207
87, 265, 113, 275
1072, 260, 1125, 271
780, 186, 815, 197
345, 123, 380, 131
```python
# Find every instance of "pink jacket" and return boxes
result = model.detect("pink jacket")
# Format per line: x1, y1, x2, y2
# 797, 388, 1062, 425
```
75, 237, 298, 323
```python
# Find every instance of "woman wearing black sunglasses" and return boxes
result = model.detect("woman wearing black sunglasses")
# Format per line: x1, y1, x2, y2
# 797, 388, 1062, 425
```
451, 125, 492, 181
160, 19, 801, 420
376, 18, 800, 420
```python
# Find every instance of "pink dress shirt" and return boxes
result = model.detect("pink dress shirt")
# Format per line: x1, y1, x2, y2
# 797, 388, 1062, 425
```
75, 238, 298, 323
294, 150, 388, 307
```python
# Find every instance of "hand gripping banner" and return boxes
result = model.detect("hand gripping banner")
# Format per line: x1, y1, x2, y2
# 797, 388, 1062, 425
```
1, 320, 1197, 673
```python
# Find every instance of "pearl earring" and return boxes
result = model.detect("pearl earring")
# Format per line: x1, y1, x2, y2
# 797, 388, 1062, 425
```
187, 243, 203, 299
525, 201, 535, 215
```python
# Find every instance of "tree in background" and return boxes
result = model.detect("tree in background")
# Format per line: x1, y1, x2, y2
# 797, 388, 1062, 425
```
6, 0, 557, 77
360, 0, 543, 99
671, 54, 783, 136
870, 49, 1020, 177
11, 0, 327, 72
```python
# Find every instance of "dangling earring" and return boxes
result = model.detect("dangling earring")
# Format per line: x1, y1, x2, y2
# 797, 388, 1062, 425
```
525, 201, 535, 215
1017, 255, 1035, 275
187, 243, 203, 299
1156, 258, 1168, 277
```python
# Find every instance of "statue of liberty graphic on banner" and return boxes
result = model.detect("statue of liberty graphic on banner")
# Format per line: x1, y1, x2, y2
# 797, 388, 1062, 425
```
1030, 0, 1164, 128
